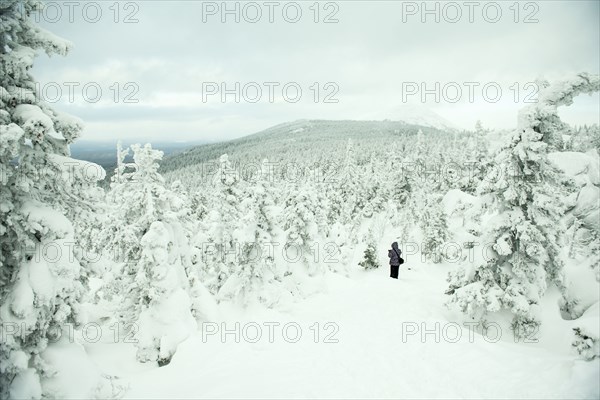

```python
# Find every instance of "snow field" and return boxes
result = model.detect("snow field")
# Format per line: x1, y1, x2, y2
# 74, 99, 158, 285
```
82, 262, 599, 399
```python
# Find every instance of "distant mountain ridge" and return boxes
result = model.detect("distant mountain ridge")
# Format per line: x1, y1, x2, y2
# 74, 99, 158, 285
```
361, 104, 459, 132
160, 119, 453, 175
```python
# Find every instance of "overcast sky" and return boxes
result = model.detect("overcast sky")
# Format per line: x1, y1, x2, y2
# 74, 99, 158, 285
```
33, 0, 600, 143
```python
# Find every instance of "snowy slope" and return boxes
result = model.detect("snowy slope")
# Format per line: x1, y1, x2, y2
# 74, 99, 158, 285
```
85, 265, 599, 399
160, 119, 448, 175
549, 150, 600, 187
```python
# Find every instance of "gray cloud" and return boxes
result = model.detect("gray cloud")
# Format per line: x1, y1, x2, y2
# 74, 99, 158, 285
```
32, 0, 600, 142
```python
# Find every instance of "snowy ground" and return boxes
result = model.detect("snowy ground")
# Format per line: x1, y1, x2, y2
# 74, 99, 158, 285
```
84, 262, 600, 399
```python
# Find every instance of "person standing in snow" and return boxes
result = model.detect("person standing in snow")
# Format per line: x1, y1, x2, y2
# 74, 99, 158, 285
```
388, 242, 404, 279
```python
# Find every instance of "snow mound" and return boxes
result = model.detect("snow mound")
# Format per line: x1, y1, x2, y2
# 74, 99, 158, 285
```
136, 288, 197, 363
572, 302, 600, 361
49, 154, 107, 182
573, 185, 600, 229
41, 337, 108, 399
549, 151, 599, 230
549, 151, 600, 186
442, 189, 478, 215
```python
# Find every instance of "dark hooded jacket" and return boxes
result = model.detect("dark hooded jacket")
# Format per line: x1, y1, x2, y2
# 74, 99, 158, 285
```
388, 242, 403, 266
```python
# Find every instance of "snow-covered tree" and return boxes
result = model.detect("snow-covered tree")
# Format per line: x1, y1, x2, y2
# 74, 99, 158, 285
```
567, 218, 600, 282
195, 154, 245, 295
571, 124, 600, 154
387, 152, 412, 220
475, 120, 484, 134
327, 139, 361, 225
359, 229, 379, 270
282, 188, 320, 276
133, 221, 197, 365
0, 1, 108, 397
190, 190, 208, 220
99, 143, 208, 333
572, 326, 599, 361
446, 74, 599, 336
218, 159, 285, 306
571, 302, 600, 361
458, 132, 490, 194
420, 195, 449, 263
99, 142, 166, 266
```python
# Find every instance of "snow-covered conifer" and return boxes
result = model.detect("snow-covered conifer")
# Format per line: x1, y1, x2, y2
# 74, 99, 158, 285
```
0, 1, 107, 396
359, 229, 380, 270
446, 74, 599, 336
420, 195, 449, 263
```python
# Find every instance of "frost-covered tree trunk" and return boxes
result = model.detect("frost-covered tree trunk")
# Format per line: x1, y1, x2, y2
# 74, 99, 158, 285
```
446, 73, 599, 336
0, 1, 107, 397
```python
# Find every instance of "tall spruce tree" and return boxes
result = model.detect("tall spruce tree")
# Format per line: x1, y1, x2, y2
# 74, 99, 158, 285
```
99, 144, 202, 343
446, 74, 599, 336
0, 1, 106, 397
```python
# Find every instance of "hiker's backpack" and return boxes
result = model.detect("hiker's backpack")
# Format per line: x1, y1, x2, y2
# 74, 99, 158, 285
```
393, 248, 404, 265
